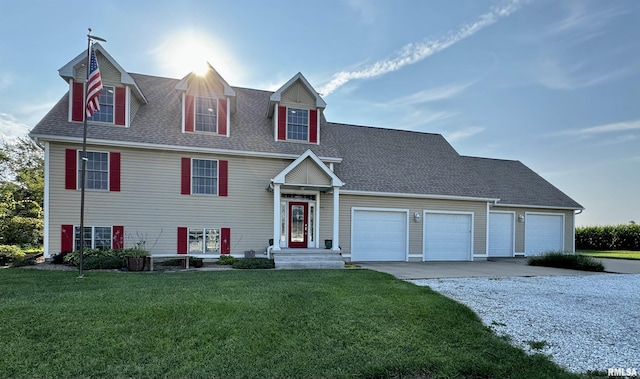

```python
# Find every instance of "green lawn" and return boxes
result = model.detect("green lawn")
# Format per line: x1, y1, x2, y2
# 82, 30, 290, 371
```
0, 269, 591, 379
578, 250, 640, 260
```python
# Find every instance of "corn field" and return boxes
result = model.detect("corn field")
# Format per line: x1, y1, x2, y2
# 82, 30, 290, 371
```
575, 224, 640, 250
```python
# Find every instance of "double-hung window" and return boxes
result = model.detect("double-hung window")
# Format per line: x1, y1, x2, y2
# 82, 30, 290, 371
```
189, 228, 220, 254
287, 108, 308, 141
87, 85, 114, 123
191, 159, 218, 195
195, 97, 217, 132
75, 226, 111, 250
78, 151, 109, 190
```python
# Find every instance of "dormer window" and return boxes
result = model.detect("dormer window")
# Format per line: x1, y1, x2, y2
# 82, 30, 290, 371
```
195, 97, 218, 133
287, 108, 308, 141
88, 85, 115, 123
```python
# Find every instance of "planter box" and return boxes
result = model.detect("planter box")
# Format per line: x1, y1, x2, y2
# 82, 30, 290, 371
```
125, 256, 146, 271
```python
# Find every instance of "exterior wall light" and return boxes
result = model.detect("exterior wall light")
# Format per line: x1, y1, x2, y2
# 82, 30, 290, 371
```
518, 214, 525, 223
414, 212, 421, 222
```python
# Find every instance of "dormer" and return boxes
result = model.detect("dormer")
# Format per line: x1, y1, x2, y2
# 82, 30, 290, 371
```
175, 64, 236, 137
58, 43, 147, 127
269, 73, 326, 145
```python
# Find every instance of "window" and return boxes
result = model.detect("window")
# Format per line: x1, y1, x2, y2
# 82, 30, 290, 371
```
287, 108, 308, 141
191, 159, 218, 195
195, 97, 217, 132
88, 85, 114, 123
78, 151, 108, 190
189, 228, 220, 254
75, 226, 111, 250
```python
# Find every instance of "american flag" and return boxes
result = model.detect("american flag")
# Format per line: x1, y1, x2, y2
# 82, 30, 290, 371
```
86, 45, 103, 117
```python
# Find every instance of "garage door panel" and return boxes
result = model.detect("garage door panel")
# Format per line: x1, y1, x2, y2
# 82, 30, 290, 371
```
352, 210, 407, 261
424, 213, 472, 261
525, 214, 563, 256
489, 212, 514, 257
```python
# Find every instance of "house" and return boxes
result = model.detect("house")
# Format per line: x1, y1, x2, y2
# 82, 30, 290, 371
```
30, 44, 583, 263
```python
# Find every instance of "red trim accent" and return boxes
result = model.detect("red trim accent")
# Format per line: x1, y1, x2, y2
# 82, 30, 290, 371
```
177, 227, 188, 254
71, 81, 84, 122
115, 87, 126, 126
221, 228, 231, 254
218, 160, 228, 197
61, 224, 74, 253
218, 98, 227, 135
112, 226, 124, 249
184, 95, 194, 132
65, 149, 77, 190
277, 105, 287, 140
309, 109, 318, 143
181, 158, 191, 195
288, 202, 308, 248
109, 152, 121, 192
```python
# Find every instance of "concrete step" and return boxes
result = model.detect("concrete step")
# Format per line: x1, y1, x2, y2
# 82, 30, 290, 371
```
273, 251, 345, 269
275, 260, 345, 270
274, 254, 343, 262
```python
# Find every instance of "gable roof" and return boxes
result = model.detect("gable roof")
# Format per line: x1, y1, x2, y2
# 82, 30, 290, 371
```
31, 69, 582, 210
174, 63, 237, 97
58, 43, 147, 104
273, 149, 344, 188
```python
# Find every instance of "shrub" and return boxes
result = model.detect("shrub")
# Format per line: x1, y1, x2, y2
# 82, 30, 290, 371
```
527, 252, 604, 272
0, 244, 25, 265
218, 255, 239, 265
64, 248, 126, 270
576, 224, 640, 250
232, 258, 275, 269
121, 248, 149, 257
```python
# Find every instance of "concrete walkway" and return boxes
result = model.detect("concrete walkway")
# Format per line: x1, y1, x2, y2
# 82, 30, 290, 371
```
356, 257, 640, 280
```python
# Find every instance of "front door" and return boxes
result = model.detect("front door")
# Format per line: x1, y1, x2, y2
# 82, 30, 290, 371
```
289, 202, 308, 248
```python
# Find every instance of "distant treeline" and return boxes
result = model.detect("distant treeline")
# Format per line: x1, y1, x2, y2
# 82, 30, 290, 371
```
576, 224, 640, 251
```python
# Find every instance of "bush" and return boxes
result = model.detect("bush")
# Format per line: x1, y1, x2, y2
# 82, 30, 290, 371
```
0, 244, 25, 265
527, 252, 604, 272
64, 248, 126, 270
232, 258, 275, 270
576, 224, 640, 250
121, 248, 149, 257
218, 255, 239, 265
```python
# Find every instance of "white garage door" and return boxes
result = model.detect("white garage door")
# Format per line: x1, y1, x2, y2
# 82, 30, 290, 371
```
352, 209, 407, 261
525, 214, 564, 256
489, 212, 514, 257
424, 213, 472, 261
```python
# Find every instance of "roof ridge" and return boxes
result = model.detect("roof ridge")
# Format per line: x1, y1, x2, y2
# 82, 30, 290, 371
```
325, 122, 443, 136
461, 155, 520, 163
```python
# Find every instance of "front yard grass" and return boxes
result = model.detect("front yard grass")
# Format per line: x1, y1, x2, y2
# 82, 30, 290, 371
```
578, 250, 640, 260
0, 269, 589, 379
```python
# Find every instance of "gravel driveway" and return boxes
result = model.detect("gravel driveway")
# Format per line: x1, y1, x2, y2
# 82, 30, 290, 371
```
410, 274, 640, 373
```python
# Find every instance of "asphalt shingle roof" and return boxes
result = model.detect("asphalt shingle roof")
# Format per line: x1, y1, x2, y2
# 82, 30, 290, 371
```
31, 73, 583, 209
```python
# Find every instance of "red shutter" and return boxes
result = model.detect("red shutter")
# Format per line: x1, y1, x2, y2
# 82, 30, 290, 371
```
277, 105, 287, 140
218, 160, 228, 197
309, 109, 318, 143
221, 228, 230, 255
218, 98, 227, 135
61, 224, 74, 253
177, 227, 188, 254
109, 152, 121, 192
112, 226, 124, 250
71, 81, 84, 122
184, 95, 195, 132
115, 87, 126, 126
181, 157, 191, 195
65, 149, 77, 190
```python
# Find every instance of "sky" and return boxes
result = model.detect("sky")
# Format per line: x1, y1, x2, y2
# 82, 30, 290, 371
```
1, 0, 639, 226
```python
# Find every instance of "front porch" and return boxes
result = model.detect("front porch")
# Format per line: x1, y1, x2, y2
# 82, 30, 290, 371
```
271, 248, 345, 269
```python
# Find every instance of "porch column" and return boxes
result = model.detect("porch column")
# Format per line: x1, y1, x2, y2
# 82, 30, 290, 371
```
272, 183, 281, 251
332, 186, 340, 251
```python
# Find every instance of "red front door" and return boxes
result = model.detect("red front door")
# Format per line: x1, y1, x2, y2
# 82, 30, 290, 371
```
289, 202, 308, 248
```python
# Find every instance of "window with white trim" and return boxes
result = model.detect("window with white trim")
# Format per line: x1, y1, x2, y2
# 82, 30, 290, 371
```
78, 151, 109, 190
189, 228, 220, 254
88, 85, 114, 123
287, 108, 308, 141
195, 97, 217, 132
192, 159, 218, 195
75, 226, 111, 250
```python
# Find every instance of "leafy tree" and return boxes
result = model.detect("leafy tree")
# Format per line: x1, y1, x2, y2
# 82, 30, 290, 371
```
0, 137, 44, 245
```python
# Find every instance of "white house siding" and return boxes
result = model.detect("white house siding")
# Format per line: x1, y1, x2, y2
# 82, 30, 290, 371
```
491, 206, 575, 254
338, 195, 487, 260
280, 80, 316, 109
47, 143, 292, 256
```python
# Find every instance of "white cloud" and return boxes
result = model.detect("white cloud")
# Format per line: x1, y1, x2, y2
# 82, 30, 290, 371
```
0, 113, 31, 142
319, 0, 527, 96
445, 126, 486, 142
390, 81, 475, 106
556, 119, 640, 136
536, 56, 635, 90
